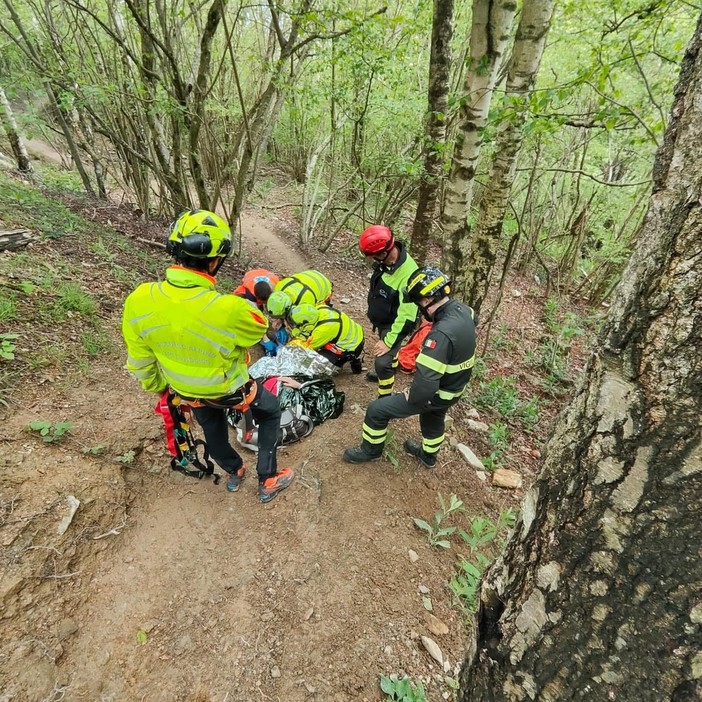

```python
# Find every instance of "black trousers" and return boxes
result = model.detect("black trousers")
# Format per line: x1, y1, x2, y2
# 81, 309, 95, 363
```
318, 340, 364, 372
361, 392, 456, 455
191, 383, 280, 481
374, 323, 415, 396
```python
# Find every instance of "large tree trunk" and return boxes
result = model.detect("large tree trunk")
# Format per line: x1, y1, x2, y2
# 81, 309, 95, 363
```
459, 0, 555, 314
441, 0, 517, 280
410, 0, 454, 263
0, 85, 32, 173
459, 13, 702, 702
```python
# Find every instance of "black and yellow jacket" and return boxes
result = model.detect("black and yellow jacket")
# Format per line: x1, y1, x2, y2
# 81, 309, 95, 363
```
408, 299, 476, 405
367, 241, 418, 346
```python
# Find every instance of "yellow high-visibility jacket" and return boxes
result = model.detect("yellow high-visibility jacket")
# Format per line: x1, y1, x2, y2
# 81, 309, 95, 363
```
298, 306, 364, 353
122, 266, 268, 397
275, 270, 333, 306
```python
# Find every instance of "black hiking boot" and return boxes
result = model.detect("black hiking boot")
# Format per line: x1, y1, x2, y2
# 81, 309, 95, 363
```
404, 439, 437, 469
365, 369, 378, 382
350, 357, 363, 375
343, 443, 383, 463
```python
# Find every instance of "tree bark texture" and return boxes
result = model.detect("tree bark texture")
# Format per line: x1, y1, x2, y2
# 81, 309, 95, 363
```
459, 0, 555, 314
441, 0, 517, 278
459, 14, 702, 702
410, 0, 454, 263
0, 86, 32, 173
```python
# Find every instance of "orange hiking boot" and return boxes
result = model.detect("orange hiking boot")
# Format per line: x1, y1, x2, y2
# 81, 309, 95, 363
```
258, 467, 294, 503
226, 465, 246, 492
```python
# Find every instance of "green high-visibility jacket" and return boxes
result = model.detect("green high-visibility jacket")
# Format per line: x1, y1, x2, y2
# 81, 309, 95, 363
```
299, 306, 364, 353
122, 266, 268, 397
275, 270, 333, 306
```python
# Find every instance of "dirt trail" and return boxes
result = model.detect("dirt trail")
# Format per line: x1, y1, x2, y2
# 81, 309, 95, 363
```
0, 151, 510, 702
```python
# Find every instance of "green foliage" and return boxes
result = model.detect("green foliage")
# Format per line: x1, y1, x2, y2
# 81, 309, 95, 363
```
380, 675, 427, 702
82, 443, 107, 456
55, 283, 98, 317
482, 421, 509, 471
81, 328, 110, 356
473, 376, 520, 416
0, 294, 19, 323
115, 450, 136, 465
383, 429, 401, 469
0, 333, 19, 360
28, 420, 73, 443
470, 373, 541, 432
450, 510, 515, 613
535, 296, 585, 393
0, 175, 90, 238
413, 493, 463, 549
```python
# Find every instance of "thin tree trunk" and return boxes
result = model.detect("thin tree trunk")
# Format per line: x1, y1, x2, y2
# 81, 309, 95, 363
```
46, 82, 95, 196
459, 13, 702, 701
441, 0, 517, 279
188, 0, 227, 210
0, 85, 32, 173
410, 0, 454, 263
458, 0, 555, 312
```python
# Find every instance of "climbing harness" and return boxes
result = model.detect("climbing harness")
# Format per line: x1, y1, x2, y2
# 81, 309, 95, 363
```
154, 390, 219, 483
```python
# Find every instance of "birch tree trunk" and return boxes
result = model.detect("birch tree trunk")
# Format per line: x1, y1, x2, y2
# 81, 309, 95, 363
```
441, 0, 517, 279
459, 0, 555, 314
0, 86, 32, 173
459, 14, 702, 701
410, 0, 454, 263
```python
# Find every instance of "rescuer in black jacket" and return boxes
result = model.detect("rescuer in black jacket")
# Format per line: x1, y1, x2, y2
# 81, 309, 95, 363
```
343, 266, 476, 468
360, 225, 418, 397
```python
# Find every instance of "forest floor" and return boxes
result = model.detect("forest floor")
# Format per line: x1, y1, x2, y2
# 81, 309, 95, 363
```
0, 160, 596, 702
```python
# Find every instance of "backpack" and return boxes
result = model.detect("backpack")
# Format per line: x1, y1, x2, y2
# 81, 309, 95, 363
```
227, 404, 314, 451
398, 321, 432, 373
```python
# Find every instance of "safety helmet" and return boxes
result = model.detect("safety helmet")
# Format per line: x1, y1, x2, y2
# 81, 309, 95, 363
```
359, 225, 394, 256
267, 291, 292, 318
166, 209, 232, 259
405, 266, 451, 305
288, 304, 319, 327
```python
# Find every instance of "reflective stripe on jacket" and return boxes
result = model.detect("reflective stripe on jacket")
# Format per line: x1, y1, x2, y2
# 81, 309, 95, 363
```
299, 306, 364, 353
367, 241, 418, 347
408, 299, 476, 405
275, 270, 333, 307
233, 268, 279, 306
122, 266, 268, 397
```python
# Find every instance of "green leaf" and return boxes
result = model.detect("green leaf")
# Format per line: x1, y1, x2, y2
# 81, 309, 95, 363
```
422, 597, 432, 611
29, 420, 51, 431
435, 540, 451, 549
413, 518, 432, 533
444, 676, 459, 690
136, 629, 148, 644
435, 526, 456, 537
380, 675, 395, 694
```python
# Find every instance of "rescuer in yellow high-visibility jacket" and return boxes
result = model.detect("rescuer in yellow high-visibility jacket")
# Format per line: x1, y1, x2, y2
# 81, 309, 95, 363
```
266, 270, 333, 319
122, 209, 293, 503
287, 303, 364, 373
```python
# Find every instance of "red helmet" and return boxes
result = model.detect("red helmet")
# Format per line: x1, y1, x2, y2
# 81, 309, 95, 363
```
359, 225, 394, 256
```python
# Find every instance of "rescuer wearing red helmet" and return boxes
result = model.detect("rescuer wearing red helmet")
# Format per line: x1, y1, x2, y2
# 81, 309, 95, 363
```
359, 225, 418, 397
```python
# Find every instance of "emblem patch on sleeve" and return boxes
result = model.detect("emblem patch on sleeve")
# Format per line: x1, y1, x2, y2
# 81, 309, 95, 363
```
424, 338, 437, 349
